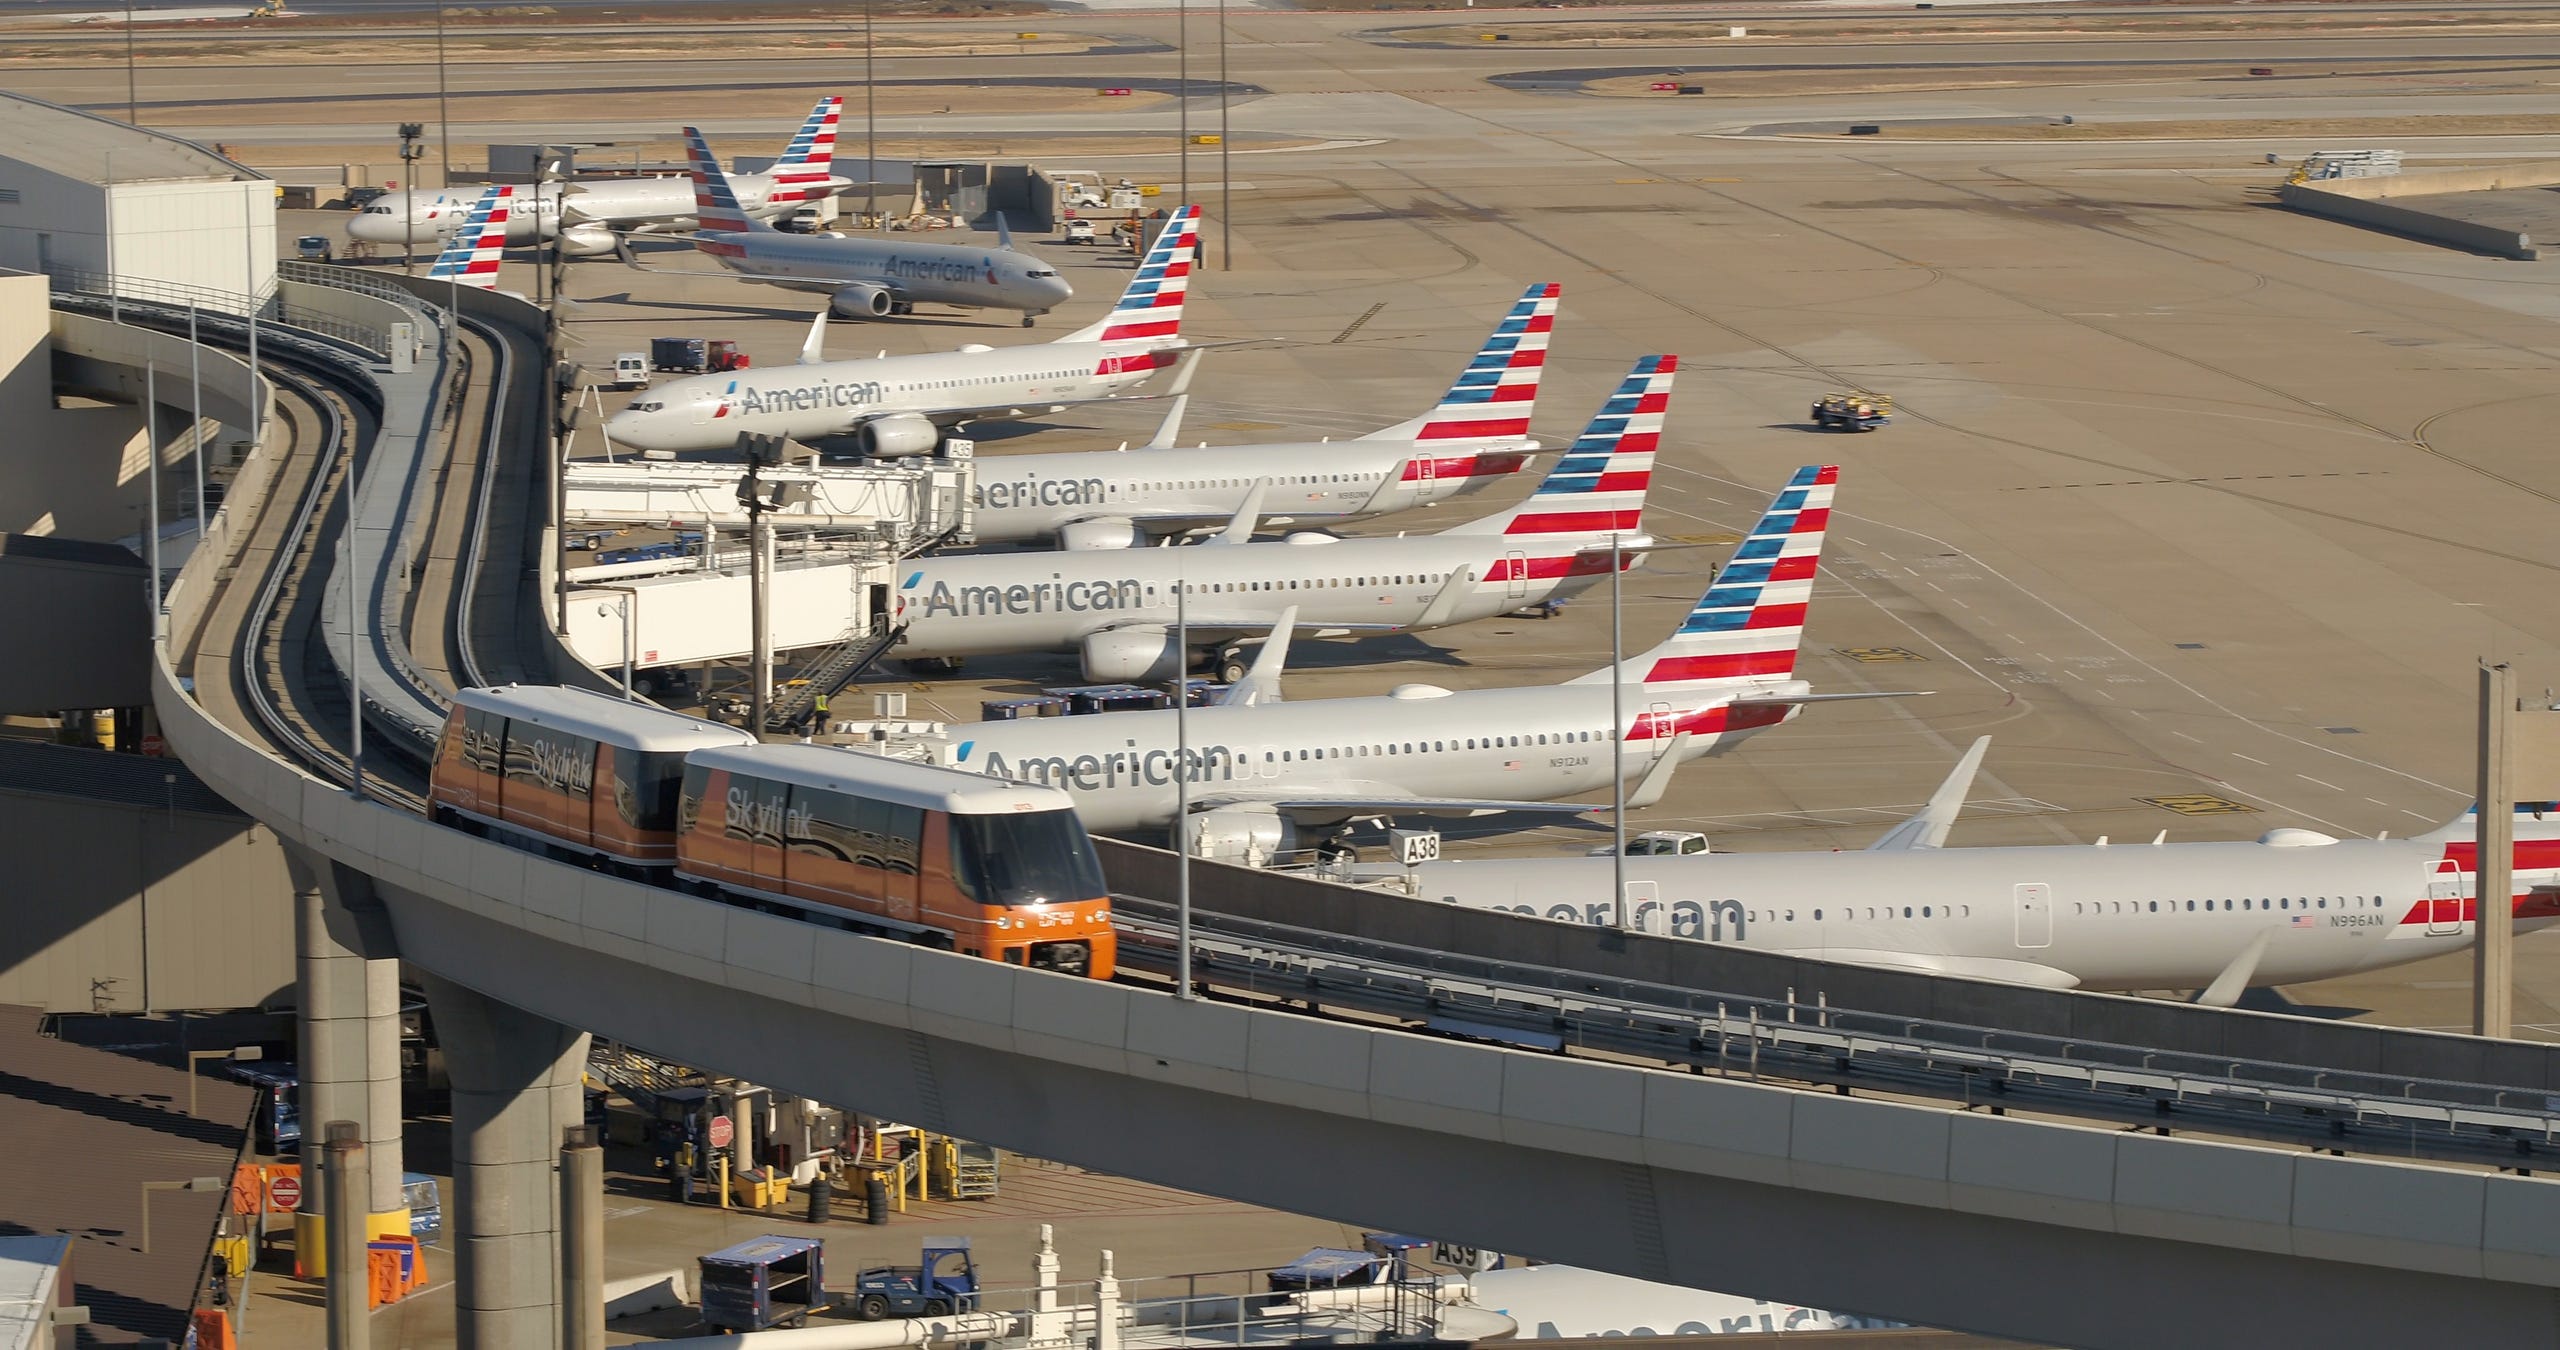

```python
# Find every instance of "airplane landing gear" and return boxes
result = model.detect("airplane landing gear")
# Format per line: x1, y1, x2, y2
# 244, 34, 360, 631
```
1217, 649, 1249, 685
1021, 313, 1036, 328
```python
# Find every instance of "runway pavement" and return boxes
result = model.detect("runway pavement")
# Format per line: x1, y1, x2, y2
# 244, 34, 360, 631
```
147, 3, 2560, 1031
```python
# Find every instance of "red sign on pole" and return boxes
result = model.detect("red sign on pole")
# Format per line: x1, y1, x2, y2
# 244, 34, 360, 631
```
270, 1174, 302, 1212
707, 1115, 734, 1151
139, 733, 165, 757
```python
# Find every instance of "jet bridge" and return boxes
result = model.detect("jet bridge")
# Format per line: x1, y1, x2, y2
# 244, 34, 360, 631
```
562, 452, 974, 540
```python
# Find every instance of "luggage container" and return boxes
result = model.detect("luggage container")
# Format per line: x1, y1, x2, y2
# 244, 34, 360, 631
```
700, 1236, 830, 1331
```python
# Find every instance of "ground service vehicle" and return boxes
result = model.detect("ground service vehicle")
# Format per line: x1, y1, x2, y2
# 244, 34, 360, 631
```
1061, 219, 1097, 245
610, 353, 649, 389
429, 686, 758, 869
851, 1238, 978, 1320
1811, 391, 1891, 431
1588, 830, 1710, 858
650, 337, 749, 374
296, 235, 333, 262
676, 744, 1116, 976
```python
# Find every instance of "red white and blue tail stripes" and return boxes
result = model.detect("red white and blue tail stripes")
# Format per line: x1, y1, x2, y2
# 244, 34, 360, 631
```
766, 96, 841, 204
1071, 205, 1199, 349
682, 126, 755, 236
1476, 355, 1671, 538
1638, 464, 1834, 686
425, 185, 515, 289
1365, 282, 1559, 446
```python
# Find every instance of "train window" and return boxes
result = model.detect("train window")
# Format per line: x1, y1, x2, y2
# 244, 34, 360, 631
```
614, 750, 690, 830
881, 804, 923, 875
785, 785, 863, 862
724, 774, 789, 848
948, 809, 1106, 906
461, 708, 504, 772
678, 762, 712, 832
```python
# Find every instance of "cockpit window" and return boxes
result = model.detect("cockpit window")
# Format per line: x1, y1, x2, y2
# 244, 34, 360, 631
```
625, 400, 665, 413
1025, 268, 1058, 278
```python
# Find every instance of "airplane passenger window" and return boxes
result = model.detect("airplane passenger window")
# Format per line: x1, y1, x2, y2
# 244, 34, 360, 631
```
2316, 898, 2326, 908
1901, 907, 1913, 918
2148, 901, 2158, 912
1922, 907, 1931, 918
1813, 909, 1823, 921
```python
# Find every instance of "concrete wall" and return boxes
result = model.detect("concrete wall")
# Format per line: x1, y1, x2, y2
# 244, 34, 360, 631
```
2280, 183, 2539, 260
0, 779, 295, 1014
12, 307, 260, 542
0, 539, 147, 711
2304, 162, 2560, 201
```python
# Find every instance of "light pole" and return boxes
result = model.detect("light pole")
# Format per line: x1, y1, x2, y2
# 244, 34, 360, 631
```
123, 0, 137, 124
188, 303, 205, 524
1177, 0, 1190, 205
434, 0, 451, 183
1173, 572, 1192, 1000
1611, 531, 1629, 930
397, 122, 425, 273
864, 0, 877, 225
1217, 0, 1230, 269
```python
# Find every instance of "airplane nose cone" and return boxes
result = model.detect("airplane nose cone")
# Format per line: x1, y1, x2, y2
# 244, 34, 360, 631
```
1042, 276, 1075, 305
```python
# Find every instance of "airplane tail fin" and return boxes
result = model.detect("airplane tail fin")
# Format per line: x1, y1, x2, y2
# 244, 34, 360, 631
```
1577, 464, 1834, 689
1060, 205, 1201, 347
1443, 355, 1672, 537
2415, 803, 2560, 844
681, 126, 758, 237
424, 185, 516, 289
1360, 282, 1559, 444
766, 95, 842, 205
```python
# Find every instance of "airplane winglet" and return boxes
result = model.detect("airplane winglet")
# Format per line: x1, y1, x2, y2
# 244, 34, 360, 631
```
799, 312, 829, 366
1624, 730, 1693, 810
1143, 348, 1206, 450
1208, 479, 1269, 546
1866, 735, 1990, 851
2196, 931, 2272, 1008
1218, 606, 1296, 707
995, 211, 1016, 250
1408, 567, 1474, 632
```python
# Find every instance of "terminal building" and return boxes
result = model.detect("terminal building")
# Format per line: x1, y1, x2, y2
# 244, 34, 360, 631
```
0, 93, 275, 311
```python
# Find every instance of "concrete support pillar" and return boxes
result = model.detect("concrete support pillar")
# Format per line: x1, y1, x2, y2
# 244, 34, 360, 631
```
423, 973, 589, 1350
288, 848, 407, 1217
322, 1121, 371, 1350
559, 1127, 604, 1350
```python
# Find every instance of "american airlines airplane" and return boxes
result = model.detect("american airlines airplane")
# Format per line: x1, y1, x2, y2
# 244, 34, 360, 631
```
423, 185, 515, 290
891, 355, 1676, 684
844, 465, 1905, 859
604, 205, 1202, 458
971, 283, 1557, 550
1378, 737, 2560, 1004
678, 126, 1071, 326
345, 97, 850, 258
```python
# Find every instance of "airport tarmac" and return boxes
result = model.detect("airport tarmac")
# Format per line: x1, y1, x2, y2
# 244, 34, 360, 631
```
156, 4, 2560, 1037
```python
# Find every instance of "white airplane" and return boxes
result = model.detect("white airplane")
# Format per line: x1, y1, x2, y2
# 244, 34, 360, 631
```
676, 126, 1072, 326
1456, 1264, 1895, 1338
345, 96, 850, 258
970, 283, 1558, 550
891, 355, 1675, 684
1378, 736, 2560, 1004
604, 205, 1201, 458
422, 184, 515, 290
844, 465, 1906, 859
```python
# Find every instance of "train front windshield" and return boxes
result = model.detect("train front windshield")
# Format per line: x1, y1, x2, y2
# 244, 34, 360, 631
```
950, 809, 1108, 906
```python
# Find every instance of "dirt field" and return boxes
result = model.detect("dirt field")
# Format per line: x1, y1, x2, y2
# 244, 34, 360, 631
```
1390, 8, 2560, 46
155, 83, 1162, 131
0, 27, 1096, 64
1806, 114, 2560, 142
1582, 62, 2560, 100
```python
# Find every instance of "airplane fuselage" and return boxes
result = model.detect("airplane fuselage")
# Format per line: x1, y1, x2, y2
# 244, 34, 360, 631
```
1389, 834, 2560, 992
691, 227, 1072, 316
894, 526, 1636, 665
967, 441, 1532, 546
604, 342, 1176, 453
928, 681, 1795, 833
347, 175, 820, 247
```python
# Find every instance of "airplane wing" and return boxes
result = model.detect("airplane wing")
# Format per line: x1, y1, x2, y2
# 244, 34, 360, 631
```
1865, 736, 1991, 852
1191, 782, 1601, 821
1729, 689, 1931, 708
1770, 947, 2082, 990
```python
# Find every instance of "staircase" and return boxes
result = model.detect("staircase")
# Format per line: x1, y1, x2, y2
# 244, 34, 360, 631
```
766, 622, 906, 732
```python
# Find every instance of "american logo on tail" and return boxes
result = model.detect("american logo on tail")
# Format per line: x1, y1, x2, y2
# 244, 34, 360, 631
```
1074, 205, 1201, 371
682, 126, 755, 246
424, 185, 516, 289
1411, 280, 1556, 443
765, 95, 842, 204
1642, 464, 1830, 688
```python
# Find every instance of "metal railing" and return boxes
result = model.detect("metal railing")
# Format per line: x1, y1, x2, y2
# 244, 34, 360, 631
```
46, 264, 398, 360
1109, 899, 2560, 1170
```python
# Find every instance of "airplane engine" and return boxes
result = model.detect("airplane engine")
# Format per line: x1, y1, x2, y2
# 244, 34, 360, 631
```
1185, 804, 1297, 866
856, 412, 941, 458
556, 222, 619, 258
1282, 532, 1342, 546
1058, 518, 1145, 551
1080, 628, 1182, 683
829, 282, 895, 319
